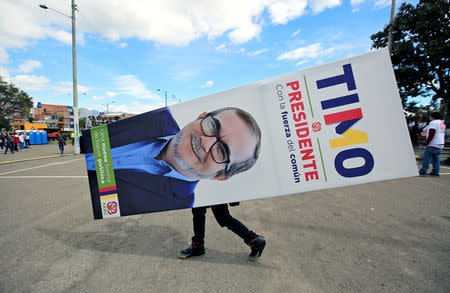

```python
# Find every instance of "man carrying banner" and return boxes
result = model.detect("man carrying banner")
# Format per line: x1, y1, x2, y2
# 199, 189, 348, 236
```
178, 203, 266, 261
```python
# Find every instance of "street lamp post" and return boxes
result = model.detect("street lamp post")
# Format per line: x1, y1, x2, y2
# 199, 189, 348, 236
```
157, 89, 181, 106
106, 101, 115, 114
172, 94, 181, 103
40, 1, 80, 154
156, 89, 168, 107
388, 0, 396, 53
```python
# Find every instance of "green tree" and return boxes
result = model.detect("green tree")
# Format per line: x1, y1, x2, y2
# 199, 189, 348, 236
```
370, 0, 449, 123
0, 117, 12, 131
0, 76, 34, 119
78, 118, 86, 128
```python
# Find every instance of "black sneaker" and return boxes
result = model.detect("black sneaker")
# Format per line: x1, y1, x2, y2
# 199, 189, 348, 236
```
428, 173, 440, 177
248, 236, 266, 261
178, 242, 205, 259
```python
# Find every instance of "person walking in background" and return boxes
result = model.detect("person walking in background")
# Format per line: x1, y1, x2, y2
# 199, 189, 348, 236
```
25, 132, 30, 148
19, 132, 25, 150
419, 112, 446, 177
3, 133, 14, 154
57, 131, 66, 154
410, 119, 419, 147
0, 133, 4, 150
12, 133, 19, 151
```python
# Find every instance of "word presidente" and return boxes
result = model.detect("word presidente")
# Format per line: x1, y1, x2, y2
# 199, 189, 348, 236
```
284, 82, 320, 182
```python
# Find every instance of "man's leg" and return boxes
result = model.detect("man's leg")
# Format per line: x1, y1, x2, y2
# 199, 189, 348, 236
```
211, 204, 266, 261
211, 204, 257, 244
178, 207, 207, 258
419, 147, 431, 175
192, 207, 207, 245
429, 147, 441, 176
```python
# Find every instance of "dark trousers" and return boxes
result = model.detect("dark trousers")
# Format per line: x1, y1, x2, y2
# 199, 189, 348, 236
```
191, 204, 257, 245
4, 142, 14, 154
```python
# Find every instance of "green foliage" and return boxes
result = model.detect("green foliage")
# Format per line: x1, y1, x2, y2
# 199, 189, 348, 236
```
0, 76, 34, 119
370, 0, 449, 113
0, 117, 12, 131
78, 118, 86, 128
404, 99, 439, 117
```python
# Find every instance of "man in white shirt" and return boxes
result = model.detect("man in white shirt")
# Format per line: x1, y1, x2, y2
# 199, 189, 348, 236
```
19, 132, 25, 150
419, 112, 446, 177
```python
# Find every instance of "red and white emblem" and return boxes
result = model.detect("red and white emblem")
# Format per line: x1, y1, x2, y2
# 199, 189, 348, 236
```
312, 122, 322, 132
107, 201, 118, 215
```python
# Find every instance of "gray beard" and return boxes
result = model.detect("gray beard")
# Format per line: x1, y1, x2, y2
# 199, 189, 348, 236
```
172, 128, 212, 180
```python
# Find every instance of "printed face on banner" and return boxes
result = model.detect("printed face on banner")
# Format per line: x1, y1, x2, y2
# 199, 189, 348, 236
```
168, 109, 259, 180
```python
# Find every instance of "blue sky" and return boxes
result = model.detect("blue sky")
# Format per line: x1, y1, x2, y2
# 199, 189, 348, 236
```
1, 0, 417, 114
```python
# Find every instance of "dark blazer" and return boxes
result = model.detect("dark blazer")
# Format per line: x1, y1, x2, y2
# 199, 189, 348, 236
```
81, 107, 198, 219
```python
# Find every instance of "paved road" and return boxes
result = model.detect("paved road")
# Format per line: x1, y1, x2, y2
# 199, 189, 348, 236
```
0, 145, 449, 292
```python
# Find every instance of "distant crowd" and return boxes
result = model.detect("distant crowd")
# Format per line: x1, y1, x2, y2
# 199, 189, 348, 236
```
1, 132, 31, 154
407, 116, 432, 146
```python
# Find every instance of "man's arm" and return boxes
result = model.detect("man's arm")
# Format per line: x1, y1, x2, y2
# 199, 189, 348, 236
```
425, 128, 436, 146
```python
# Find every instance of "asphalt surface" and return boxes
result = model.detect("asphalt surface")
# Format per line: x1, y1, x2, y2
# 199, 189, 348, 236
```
0, 144, 449, 293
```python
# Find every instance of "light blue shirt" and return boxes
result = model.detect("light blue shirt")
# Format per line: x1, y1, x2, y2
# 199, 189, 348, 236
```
85, 135, 196, 182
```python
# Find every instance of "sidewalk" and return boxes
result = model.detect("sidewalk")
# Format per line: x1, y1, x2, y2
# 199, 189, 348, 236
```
0, 143, 76, 164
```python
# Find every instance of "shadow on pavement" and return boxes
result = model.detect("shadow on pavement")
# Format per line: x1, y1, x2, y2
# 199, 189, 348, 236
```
36, 222, 273, 268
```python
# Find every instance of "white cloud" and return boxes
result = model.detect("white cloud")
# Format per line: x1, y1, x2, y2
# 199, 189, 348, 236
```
291, 28, 301, 37
107, 101, 162, 114
0, 0, 343, 53
228, 21, 262, 44
113, 74, 158, 100
93, 95, 106, 101
0, 65, 9, 79
216, 43, 227, 51
268, 0, 308, 24
48, 30, 72, 45
18, 60, 41, 73
118, 42, 128, 48
247, 48, 268, 56
374, 0, 391, 8
106, 91, 118, 98
350, 0, 366, 4
277, 43, 335, 62
0, 48, 8, 64
9, 75, 49, 91
310, 0, 342, 14
51, 81, 90, 94
201, 80, 214, 88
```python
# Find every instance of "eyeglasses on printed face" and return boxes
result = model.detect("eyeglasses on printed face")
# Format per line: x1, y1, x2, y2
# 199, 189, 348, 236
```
200, 113, 231, 172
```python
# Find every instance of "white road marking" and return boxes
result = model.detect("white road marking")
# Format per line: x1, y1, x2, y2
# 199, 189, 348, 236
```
0, 158, 84, 176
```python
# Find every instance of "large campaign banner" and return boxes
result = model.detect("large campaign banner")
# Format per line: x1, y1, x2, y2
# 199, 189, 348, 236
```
81, 48, 418, 219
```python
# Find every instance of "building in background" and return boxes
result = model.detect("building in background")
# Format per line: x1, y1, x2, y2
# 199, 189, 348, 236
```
33, 102, 74, 131
1, 106, 28, 125
12, 122, 47, 131
87, 112, 135, 127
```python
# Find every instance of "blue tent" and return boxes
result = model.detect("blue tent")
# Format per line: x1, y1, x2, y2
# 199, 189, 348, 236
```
41, 131, 48, 144
35, 131, 42, 145
29, 131, 37, 145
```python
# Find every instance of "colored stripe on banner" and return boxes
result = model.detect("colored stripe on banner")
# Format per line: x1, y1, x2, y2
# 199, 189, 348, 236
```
90, 124, 121, 218
100, 193, 118, 201
99, 189, 117, 196
99, 186, 117, 193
